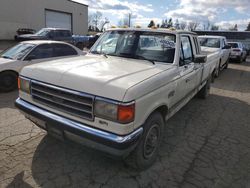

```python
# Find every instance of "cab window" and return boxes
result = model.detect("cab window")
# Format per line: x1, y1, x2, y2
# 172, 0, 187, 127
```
180, 36, 193, 66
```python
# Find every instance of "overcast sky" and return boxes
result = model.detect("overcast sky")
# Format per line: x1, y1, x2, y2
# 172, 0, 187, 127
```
76, 0, 250, 30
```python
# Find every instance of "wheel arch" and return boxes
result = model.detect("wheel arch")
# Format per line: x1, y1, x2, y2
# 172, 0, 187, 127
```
142, 104, 169, 126
0, 70, 19, 76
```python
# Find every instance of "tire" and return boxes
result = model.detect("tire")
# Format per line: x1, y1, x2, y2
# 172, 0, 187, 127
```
125, 112, 164, 170
239, 55, 243, 63
197, 76, 211, 99
215, 61, 221, 78
225, 60, 229, 69
0, 71, 18, 92
211, 70, 216, 83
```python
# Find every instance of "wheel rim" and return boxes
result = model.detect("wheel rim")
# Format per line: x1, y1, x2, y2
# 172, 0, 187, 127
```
143, 124, 160, 159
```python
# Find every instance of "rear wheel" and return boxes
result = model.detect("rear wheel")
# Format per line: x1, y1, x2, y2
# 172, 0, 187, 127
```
0, 71, 18, 92
125, 112, 164, 170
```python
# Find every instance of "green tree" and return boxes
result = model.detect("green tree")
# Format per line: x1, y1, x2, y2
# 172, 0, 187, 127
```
246, 22, 250, 31
148, 20, 156, 28
211, 25, 219, 31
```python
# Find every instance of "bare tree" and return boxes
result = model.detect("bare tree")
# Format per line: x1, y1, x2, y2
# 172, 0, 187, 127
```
203, 21, 211, 30
88, 11, 103, 31
228, 24, 238, 31
100, 17, 110, 32
180, 22, 187, 30
188, 22, 200, 31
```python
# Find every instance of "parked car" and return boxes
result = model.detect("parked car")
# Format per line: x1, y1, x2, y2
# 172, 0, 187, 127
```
0, 40, 84, 92
16, 28, 219, 169
198, 36, 231, 78
228, 42, 247, 63
14, 28, 36, 40
15, 28, 90, 50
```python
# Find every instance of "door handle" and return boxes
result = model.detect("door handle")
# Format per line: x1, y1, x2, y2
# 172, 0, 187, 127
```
186, 78, 190, 83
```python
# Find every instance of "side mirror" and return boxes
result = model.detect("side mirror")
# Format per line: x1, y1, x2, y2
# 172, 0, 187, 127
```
222, 45, 231, 49
194, 54, 207, 64
26, 55, 36, 61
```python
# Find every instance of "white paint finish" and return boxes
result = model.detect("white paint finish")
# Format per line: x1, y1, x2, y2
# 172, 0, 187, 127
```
0, 41, 84, 74
199, 35, 231, 69
19, 29, 220, 135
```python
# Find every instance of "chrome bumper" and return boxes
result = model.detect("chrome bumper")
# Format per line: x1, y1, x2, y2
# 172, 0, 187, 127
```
15, 98, 143, 157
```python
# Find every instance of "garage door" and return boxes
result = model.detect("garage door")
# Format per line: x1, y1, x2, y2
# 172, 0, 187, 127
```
45, 10, 72, 31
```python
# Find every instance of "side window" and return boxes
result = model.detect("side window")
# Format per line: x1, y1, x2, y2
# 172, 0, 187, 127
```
53, 44, 78, 57
180, 36, 193, 66
54, 31, 61, 38
25, 44, 53, 60
193, 37, 200, 54
222, 39, 226, 48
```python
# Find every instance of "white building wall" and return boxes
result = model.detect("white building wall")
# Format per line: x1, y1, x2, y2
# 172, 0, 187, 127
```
0, 0, 88, 40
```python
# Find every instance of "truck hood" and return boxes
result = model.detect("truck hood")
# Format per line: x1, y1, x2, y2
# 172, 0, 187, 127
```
21, 55, 173, 101
0, 57, 14, 64
201, 46, 219, 54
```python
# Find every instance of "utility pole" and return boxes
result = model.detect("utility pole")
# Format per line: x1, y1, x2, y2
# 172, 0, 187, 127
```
128, 13, 131, 27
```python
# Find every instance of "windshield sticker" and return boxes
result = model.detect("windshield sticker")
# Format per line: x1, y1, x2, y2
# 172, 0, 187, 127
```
160, 40, 175, 48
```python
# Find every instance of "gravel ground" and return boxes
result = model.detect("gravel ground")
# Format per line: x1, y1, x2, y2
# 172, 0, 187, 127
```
0, 60, 250, 188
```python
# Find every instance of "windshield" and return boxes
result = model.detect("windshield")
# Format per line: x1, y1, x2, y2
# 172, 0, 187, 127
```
35, 28, 50, 36
1, 43, 35, 60
90, 30, 176, 63
228, 43, 239, 48
199, 38, 220, 48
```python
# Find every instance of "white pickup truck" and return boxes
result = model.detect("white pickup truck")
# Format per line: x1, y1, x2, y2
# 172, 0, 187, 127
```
198, 35, 231, 78
16, 28, 219, 169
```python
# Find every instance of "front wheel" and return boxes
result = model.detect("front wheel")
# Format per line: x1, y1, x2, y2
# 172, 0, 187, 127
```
197, 76, 211, 99
225, 60, 229, 69
125, 112, 164, 170
0, 72, 18, 92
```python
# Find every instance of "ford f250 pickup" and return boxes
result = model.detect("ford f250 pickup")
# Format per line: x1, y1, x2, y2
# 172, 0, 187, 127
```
198, 35, 231, 79
15, 28, 219, 169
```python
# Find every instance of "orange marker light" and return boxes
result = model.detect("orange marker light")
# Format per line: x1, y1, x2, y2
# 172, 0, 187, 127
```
18, 77, 21, 90
118, 103, 135, 123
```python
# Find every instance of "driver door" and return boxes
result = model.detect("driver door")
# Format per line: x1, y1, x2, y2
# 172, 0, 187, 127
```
176, 35, 199, 101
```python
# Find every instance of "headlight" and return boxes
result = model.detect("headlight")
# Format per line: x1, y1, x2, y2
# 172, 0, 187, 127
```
18, 77, 31, 94
94, 98, 135, 124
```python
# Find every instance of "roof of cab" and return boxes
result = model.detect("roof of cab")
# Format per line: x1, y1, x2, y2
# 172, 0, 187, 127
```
198, 35, 226, 39
106, 27, 197, 35
20, 40, 71, 45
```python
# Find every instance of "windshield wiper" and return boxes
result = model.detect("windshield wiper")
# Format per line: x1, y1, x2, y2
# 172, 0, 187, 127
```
118, 53, 155, 65
1, 55, 13, 59
90, 51, 108, 58
134, 55, 155, 65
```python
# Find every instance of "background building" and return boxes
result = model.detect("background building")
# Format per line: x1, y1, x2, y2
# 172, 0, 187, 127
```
0, 0, 88, 40
195, 31, 250, 48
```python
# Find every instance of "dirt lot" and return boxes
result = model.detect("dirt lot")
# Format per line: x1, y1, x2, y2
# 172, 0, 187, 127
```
0, 60, 250, 188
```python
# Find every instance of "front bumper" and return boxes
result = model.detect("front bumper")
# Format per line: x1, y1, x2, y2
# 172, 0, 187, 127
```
15, 98, 143, 157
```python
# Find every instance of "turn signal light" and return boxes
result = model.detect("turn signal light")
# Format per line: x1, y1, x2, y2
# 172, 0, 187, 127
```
118, 103, 135, 123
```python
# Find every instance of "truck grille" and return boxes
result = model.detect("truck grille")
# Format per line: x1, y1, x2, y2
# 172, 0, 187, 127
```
30, 81, 94, 121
